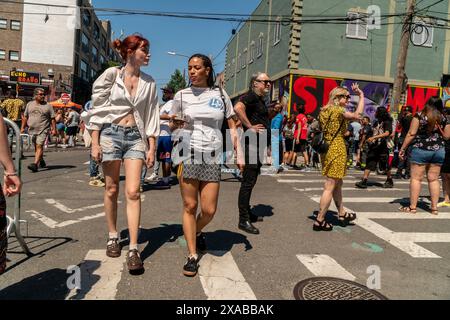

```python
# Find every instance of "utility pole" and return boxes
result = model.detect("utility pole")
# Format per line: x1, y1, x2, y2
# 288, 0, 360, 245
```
391, 0, 416, 115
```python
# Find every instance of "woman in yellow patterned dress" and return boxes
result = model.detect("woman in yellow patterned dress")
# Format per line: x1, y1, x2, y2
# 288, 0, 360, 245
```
313, 83, 365, 231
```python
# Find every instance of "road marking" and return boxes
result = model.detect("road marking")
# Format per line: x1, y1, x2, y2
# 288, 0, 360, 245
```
296, 254, 356, 280
46, 199, 104, 213
66, 250, 125, 300
356, 212, 450, 219
199, 251, 257, 300
277, 179, 421, 185
295, 187, 407, 192
308, 199, 450, 258
27, 210, 105, 228
83, 161, 90, 165
310, 196, 432, 204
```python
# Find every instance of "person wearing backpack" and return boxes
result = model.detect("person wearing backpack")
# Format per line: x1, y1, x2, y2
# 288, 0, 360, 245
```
313, 83, 364, 231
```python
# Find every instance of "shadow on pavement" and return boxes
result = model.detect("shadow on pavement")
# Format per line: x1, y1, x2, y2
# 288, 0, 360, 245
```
0, 268, 71, 299
203, 229, 253, 252
120, 223, 184, 262
39, 165, 77, 171
5, 236, 75, 273
251, 204, 274, 218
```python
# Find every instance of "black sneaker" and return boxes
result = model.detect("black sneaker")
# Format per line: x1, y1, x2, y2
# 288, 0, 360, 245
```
196, 232, 207, 253
355, 179, 368, 189
383, 179, 394, 188
27, 163, 38, 172
39, 158, 47, 168
183, 256, 199, 277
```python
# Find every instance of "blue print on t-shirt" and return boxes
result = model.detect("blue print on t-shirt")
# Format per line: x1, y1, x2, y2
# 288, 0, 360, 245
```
209, 98, 224, 110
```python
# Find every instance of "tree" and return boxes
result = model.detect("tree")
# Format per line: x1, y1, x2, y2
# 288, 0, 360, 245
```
167, 69, 187, 93
95, 60, 122, 81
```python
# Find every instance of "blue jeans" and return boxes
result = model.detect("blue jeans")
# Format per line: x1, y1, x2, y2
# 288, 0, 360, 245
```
89, 154, 99, 178
271, 136, 282, 169
100, 124, 145, 162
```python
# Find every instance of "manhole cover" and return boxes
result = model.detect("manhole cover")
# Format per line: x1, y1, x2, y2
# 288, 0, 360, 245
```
293, 277, 388, 300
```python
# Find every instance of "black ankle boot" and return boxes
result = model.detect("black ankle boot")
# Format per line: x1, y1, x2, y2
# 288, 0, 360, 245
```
238, 220, 259, 234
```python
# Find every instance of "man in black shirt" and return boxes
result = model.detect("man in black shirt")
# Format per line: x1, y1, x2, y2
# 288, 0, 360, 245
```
356, 107, 394, 189
395, 106, 413, 179
234, 72, 271, 234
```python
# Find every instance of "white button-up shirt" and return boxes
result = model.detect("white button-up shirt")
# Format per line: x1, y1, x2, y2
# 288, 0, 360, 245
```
82, 66, 160, 150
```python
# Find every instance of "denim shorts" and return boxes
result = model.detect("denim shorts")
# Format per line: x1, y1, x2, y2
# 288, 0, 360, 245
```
410, 147, 445, 165
100, 124, 146, 162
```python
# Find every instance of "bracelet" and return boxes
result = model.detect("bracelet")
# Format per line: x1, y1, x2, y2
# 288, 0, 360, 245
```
4, 171, 18, 177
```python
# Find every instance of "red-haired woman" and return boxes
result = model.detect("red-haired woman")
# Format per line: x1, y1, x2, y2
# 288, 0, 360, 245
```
83, 34, 160, 272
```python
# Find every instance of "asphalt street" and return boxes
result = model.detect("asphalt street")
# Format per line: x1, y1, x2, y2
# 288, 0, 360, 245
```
1, 147, 450, 300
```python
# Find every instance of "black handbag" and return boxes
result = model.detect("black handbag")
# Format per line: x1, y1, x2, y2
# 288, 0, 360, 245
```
311, 113, 344, 154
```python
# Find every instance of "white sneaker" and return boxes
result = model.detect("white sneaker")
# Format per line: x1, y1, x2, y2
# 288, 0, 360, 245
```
145, 172, 159, 182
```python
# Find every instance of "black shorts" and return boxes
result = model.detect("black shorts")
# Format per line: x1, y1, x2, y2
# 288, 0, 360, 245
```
294, 140, 307, 153
366, 145, 388, 171
285, 138, 294, 152
66, 126, 78, 136
442, 149, 450, 174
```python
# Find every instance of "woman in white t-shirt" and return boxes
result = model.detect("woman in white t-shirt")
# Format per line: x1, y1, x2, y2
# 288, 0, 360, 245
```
171, 54, 240, 277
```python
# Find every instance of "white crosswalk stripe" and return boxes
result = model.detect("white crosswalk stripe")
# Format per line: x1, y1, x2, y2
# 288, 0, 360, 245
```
66, 250, 125, 300
297, 254, 356, 280
199, 251, 257, 300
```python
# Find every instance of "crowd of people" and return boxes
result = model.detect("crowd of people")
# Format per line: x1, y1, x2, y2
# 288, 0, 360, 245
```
1, 33, 450, 278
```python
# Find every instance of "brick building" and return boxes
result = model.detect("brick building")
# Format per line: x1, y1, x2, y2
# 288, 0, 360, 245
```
0, 0, 121, 105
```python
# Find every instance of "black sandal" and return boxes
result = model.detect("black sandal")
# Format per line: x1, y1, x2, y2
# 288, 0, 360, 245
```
313, 218, 333, 232
338, 211, 357, 222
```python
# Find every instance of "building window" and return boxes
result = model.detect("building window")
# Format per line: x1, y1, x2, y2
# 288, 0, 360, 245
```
101, 35, 107, 51
10, 20, 20, 31
0, 49, 5, 60
82, 9, 91, 27
81, 32, 89, 54
92, 46, 98, 64
90, 68, 96, 81
93, 23, 100, 40
273, 19, 281, 45
242, 48, 247, 69
99, 55, 105, 67
412, 19, 433, 47
0, 19, 6, 29
9, 51, 19, 61
346, 12, 368, 40
80, 59, 88, 81
257, 34, 264, 58
248, 41, 255, 64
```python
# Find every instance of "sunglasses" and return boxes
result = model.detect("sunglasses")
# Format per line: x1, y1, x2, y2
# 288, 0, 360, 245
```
338, 94, 351, 99
255, 79, 271, 85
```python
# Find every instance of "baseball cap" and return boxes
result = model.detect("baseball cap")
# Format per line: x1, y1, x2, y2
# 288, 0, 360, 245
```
161, 86, 174, 94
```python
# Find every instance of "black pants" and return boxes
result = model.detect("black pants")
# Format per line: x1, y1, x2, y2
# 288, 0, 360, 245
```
238, 163, 261, 221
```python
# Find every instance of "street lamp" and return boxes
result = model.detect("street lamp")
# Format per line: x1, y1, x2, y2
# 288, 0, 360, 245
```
167, 51, 190, 83
167, 51, 190, 58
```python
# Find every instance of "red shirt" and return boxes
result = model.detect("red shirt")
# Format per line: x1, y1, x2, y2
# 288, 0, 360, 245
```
294, 113, 308, 140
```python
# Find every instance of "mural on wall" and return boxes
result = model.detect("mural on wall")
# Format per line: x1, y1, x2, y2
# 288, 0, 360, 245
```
406, 86, 440, 113
442, 87, 450, 108
290, 75, 391, 120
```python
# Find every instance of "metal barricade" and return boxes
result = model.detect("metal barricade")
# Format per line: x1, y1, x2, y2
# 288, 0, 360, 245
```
3, 117, 32, 256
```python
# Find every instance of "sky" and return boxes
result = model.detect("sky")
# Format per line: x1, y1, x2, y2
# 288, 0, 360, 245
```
91, 0, 261, 92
